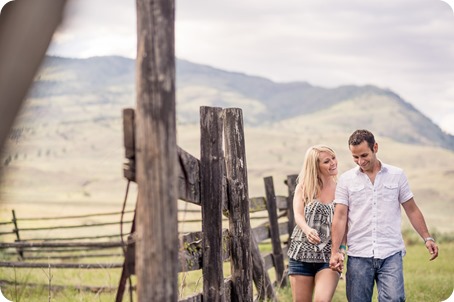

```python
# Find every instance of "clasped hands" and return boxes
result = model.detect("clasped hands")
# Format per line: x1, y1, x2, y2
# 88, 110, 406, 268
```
305, 227, 344, 273
329, 252, 344, 273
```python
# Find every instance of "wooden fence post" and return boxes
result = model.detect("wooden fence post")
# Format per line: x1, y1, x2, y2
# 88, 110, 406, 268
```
122, 108, 135, 182
286, 175, 297, 242
264, 176, 286, 287
200, 106, 225, 301
251, 235, 275, 301
11, 210, 23, 259
223, 108, 253, 301
135, 0, 178, 300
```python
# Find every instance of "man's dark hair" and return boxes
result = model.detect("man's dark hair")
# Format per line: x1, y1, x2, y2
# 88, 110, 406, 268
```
348, 129, 375, 152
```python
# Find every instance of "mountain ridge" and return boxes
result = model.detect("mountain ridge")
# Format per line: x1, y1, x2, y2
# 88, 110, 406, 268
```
19, 55, 453, 151
2, 56, 453, 233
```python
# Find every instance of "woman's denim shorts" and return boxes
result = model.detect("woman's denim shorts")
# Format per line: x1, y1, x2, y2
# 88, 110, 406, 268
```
288, 258, 330, 277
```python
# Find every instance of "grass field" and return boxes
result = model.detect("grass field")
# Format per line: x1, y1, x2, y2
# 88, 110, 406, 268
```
276, 243, 454, 302
1, 242, 452, 301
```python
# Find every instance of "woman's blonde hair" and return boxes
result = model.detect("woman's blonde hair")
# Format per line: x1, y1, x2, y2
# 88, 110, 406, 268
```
296, 145, 336, 206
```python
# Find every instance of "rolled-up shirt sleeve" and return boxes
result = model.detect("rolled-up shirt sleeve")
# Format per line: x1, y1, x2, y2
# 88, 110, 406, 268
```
334, 174, 349, 206
398, 170, 414, 204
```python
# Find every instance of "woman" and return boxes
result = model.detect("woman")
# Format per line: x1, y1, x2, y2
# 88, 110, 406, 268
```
287, 145, 345, 302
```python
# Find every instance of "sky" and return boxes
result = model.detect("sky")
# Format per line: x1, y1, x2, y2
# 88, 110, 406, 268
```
1, 0, 454, 135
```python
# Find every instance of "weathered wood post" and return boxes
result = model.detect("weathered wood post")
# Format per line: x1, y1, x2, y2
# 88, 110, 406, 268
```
223, 108, 253, 301
264, 176, 286, 287
251, 234, 275, 301
200, 107, 225, 301
286, 175, 297, 241
135, 0, 178, 300
11, 210, 24, 259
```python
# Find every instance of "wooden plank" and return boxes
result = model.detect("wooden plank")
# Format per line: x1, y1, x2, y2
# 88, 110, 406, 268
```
16, 221, 131, 232
177, 146, 201, 205
282, 245, 289, 260
0, 280, 119, 293
178, 278, 231, 302
224, 278, 232, 301
264, 176, 286, 287
121, 114, 203, 201
178, 230, 203, 272
251, 235, 275, 301
263, 253, 274, 270
275, 196, 288, 210
0, 262, 123, 269
15, 253, 123, 260
179, 240, 203, 272
123, 108, 135, 159
223, 107, 253, 300
179, 293, 202, 302
249, 197, 267, 213
123, 108, 136, 181
0, 241, 126, 248
252, 224, 271, 243
286, 175, 298, 240
135, 0, 178, 300
279, 221, 289, 236
200, 106, 225, 301
181, 231, 203, 245
178, 229, 230, 273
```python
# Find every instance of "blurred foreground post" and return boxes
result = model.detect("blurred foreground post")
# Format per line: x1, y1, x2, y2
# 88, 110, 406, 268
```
135, 0, 178, 300
0, 0, 67, 153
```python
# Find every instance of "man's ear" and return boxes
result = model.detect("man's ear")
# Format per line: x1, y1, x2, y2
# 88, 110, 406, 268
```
373, 142, 378, 153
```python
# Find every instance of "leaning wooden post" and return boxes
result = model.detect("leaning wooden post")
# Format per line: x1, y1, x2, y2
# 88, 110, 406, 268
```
11, 210, 24, 259
223, 108, 253, 301
264, 176, 286, 288
200, 106, 225, 301
135, 0, 178, 300
251, 234, 275, 301
286, 175, 297, 242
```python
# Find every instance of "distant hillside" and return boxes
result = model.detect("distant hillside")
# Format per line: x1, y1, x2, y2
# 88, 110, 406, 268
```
177, 59, 454, 150
2, 56, 454, 233
24, 56, 454, 150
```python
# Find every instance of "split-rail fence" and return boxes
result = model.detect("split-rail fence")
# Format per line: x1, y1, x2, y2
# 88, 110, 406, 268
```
117, 106, 298, 301
0, 106, 299, 301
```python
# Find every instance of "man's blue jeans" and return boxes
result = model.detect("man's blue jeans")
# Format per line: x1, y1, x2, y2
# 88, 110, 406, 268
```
346, 252, 405, 302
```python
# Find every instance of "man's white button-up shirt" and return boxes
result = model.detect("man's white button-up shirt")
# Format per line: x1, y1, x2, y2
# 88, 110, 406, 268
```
334, 161, 413, 259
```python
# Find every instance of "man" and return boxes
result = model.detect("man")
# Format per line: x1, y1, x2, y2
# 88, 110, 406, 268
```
329, 129, 438, 302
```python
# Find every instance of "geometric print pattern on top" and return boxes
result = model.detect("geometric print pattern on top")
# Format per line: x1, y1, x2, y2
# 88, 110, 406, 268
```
287, 200, 334, 263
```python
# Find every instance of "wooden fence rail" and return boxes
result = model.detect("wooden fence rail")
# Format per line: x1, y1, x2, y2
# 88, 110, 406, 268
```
0, 209, 135, 264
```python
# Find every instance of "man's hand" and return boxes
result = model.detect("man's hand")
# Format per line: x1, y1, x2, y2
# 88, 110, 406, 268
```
329, 252, 344, 272
425, 240, 439, 261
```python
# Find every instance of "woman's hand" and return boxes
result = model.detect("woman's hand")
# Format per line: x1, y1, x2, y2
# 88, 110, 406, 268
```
304, 227, 321, 244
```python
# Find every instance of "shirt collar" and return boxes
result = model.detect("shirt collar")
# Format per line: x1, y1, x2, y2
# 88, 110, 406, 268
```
353, 159, 387, 175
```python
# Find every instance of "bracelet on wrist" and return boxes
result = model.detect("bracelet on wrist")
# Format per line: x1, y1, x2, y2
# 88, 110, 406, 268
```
424, 237, 435, 243
339, 244, 347, 250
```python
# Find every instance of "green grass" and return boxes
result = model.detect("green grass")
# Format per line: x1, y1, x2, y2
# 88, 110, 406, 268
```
0, 267, 122, 302
276, 243, 454, 302
1, 242, 452, 301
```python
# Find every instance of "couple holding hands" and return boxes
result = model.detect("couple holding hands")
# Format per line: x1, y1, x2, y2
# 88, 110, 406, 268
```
287, 129, 439, 302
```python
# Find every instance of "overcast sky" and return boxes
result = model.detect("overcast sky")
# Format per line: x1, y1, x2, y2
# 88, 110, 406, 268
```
2, 0, 454, 134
